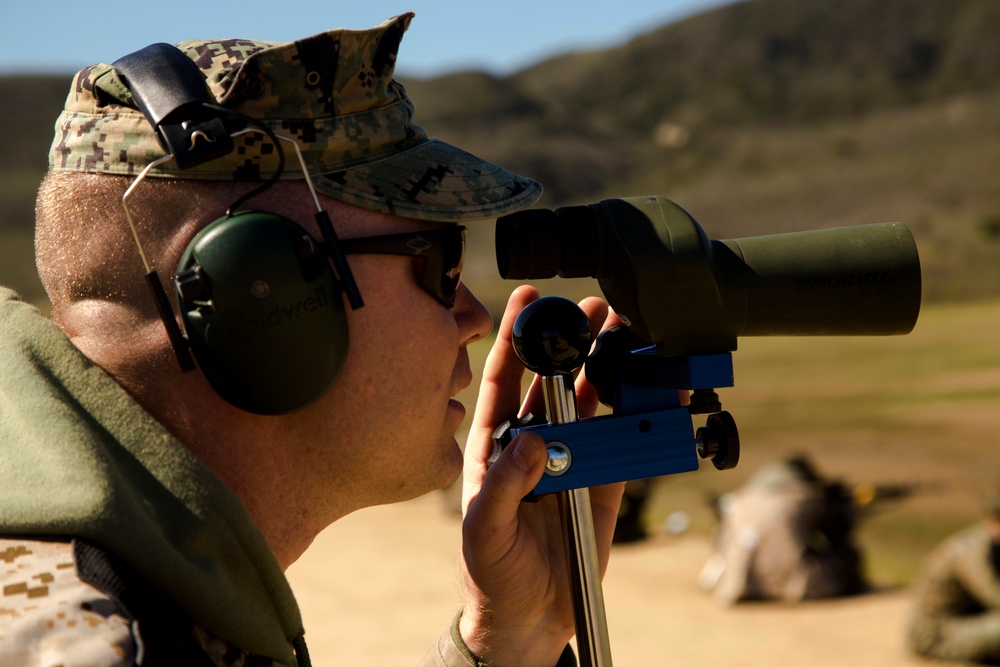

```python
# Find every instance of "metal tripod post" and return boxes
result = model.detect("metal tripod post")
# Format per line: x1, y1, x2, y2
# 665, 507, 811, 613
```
541, 373, 613, 667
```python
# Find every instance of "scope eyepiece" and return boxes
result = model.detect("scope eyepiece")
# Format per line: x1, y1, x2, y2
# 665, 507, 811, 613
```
496, 206, 602, 280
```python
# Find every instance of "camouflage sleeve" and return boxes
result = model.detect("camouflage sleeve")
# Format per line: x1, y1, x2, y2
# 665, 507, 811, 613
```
0, 538, 136, 666
951, 525, 1000, 610
417, 628, 480, 667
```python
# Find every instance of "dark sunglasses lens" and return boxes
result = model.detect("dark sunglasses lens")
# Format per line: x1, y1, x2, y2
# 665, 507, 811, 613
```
418, 229, 463, 307
437, 231, 465, 306
341, 227, 466, 308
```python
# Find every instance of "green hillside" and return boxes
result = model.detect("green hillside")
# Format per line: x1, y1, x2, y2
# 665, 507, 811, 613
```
2, 0, 1000, 310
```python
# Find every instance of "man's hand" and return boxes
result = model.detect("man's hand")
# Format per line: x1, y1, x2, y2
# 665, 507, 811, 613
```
459, 285, 625, 667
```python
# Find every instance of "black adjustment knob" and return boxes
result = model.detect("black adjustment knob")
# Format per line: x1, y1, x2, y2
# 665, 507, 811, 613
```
696, 410, 740, 470
511, 296, 593, 375
176, 265, 211, 303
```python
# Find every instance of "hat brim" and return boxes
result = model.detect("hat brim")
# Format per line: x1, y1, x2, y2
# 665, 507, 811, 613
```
313, 138, 542, 222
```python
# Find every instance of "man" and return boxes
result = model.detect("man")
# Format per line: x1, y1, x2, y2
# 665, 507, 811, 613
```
906, 496, 1000, 664
697, 455, 867, 605
0, 14, 624, 666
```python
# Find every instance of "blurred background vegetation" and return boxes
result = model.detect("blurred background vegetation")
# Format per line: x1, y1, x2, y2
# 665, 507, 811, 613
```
1, 0, 999, 586
4, 0, 1000, 312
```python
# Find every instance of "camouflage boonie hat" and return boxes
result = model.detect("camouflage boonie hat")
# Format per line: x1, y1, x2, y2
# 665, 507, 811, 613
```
48, 13, 542, 222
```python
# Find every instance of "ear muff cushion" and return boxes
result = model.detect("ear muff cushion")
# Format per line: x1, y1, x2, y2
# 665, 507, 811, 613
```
176, 211, 348, 414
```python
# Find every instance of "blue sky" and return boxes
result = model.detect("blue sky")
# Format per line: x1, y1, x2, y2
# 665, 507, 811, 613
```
1, 0, 733, 77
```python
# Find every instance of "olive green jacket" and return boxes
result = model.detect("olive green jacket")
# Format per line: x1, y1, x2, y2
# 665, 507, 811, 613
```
0, 286, 307, 663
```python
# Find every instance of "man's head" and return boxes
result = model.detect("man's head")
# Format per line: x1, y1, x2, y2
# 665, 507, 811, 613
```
34, 14, 541, 557
37, 12, 540, 401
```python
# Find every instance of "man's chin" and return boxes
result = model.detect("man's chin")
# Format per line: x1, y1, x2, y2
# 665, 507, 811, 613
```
399, 442, 464, 503
439, 439, 465, 488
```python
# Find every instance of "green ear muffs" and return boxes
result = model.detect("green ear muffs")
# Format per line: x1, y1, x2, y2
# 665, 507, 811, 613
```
175, 210, 348, 415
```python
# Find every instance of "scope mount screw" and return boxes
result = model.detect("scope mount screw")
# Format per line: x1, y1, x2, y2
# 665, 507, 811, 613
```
545, 442, 572, 476
689, 388, 722, 414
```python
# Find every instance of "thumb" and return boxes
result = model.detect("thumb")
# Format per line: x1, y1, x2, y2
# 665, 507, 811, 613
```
479, 432, 548, 513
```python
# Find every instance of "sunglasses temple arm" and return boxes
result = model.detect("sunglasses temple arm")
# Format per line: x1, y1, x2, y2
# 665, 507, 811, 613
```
316, 210, 365, 310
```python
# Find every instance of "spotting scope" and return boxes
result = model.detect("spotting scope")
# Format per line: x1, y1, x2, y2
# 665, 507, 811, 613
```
493, 195, 921, 666
496, 195, 921, 356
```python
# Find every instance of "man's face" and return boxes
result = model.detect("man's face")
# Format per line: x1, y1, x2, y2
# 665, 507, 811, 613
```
264, 184, 494, 513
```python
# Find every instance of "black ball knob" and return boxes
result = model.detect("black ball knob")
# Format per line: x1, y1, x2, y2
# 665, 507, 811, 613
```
512, 296, 593, 375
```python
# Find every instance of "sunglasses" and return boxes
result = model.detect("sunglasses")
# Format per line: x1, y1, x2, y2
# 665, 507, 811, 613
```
339, 226, 467, 308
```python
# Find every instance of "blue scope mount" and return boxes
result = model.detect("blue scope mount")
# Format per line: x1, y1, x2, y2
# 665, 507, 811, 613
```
492, 306, 740, 501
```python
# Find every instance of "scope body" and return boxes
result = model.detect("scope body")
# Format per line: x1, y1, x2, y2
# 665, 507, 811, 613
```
496, 195, 922, 356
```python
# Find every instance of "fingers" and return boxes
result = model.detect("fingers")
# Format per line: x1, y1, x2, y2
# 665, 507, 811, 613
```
464, 431, 548, 553
464, 286, 540, 508
588, 481, 627, 574
469, 285, 539, 451
465, 288, 616, 509
575, 298, 620, 418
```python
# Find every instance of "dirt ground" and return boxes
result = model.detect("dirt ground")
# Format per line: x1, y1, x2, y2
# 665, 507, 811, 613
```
283, 300, 1000, 666
286, 493, 940, 667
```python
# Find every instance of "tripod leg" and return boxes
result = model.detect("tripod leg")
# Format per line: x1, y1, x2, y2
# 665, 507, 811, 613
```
559, 487, 613, 666
541, 374, 614, 666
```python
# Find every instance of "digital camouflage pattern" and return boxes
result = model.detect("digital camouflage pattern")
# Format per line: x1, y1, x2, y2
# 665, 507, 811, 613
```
906, 521, 1000, 664
0, 538, 290, 667
47, 13, 542, 222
